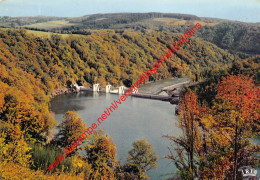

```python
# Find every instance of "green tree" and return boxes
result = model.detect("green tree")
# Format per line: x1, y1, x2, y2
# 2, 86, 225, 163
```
125, 139, 158, 179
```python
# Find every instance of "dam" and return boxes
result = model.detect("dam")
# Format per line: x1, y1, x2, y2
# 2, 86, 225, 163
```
73, 80, 190, 104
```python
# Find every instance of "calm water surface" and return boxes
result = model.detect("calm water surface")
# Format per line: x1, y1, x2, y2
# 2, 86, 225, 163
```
51, 78, 186, 179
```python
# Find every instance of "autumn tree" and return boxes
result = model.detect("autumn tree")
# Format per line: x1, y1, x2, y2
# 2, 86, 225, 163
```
0, 81, 55, 142
124, 138, 158, 179
194, 74, 259, 179
0, 127, 31, 167
84, 129, 117, 180
211, 75, 259, 179
55, 111, 87, 148
164, 89, 202, 180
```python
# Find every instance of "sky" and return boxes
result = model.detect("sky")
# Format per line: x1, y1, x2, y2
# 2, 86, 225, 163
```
0, 0, 259, 22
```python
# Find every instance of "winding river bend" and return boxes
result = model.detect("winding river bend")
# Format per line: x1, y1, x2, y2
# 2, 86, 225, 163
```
50, 78, 188, 179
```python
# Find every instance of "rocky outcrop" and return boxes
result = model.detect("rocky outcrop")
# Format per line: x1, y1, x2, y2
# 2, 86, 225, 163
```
51, 88, 74, 97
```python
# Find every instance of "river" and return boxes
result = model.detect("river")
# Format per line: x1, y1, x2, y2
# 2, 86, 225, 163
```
50, 77, 189, 179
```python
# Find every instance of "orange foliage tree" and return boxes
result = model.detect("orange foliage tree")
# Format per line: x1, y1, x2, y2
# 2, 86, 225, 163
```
166, 75, 259, 179
199, 75, 259, 179
164, 89, 202, 179
212, 75, 259, 179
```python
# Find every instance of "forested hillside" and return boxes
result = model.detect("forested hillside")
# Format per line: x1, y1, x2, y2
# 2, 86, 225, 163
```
0, 28, 237, 90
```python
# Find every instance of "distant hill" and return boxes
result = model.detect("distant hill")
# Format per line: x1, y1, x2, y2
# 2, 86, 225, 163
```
1, 13, 259, 55
0, 13, 200, 28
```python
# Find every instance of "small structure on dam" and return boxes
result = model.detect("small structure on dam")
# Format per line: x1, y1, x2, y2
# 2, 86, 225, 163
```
93, 84, 100, 92
79, 83, 127, 94
106, 85, 111, 93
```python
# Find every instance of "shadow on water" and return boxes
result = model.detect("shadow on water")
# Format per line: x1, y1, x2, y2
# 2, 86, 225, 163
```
50, 92, 97, 114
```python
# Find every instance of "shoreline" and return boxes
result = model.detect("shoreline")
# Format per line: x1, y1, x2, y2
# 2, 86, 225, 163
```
50, 87, 75, 98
